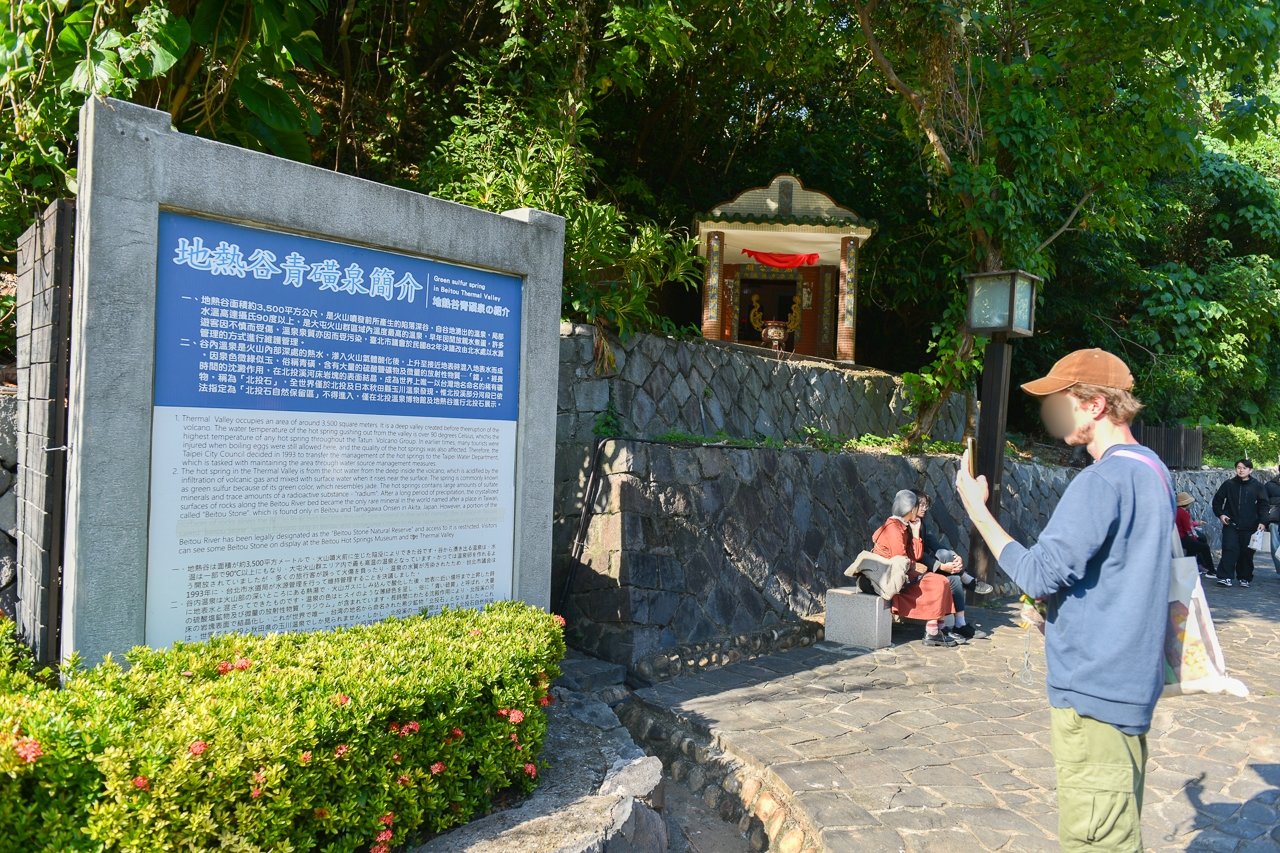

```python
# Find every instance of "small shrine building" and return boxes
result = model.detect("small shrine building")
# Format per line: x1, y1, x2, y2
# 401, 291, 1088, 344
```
696, 174, 873, 361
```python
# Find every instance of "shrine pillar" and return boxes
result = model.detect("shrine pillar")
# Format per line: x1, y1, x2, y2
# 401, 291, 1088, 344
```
701, 231, 724, 340
837, 236, 858, 362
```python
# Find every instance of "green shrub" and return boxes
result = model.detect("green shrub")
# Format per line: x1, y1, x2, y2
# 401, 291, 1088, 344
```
1203, 423, 1280, 469
0, 602, 565, 853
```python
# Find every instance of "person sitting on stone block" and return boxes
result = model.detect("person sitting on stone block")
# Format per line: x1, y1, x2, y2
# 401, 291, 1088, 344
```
910, 489, 993, 642
1175, 491, 1215, 576
871, 489, 959, 648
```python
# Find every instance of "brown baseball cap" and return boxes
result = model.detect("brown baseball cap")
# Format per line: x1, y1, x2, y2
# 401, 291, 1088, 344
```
1020, 348, 1134, 396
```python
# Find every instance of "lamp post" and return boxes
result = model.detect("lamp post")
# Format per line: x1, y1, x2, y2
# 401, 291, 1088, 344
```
963, 270, 1041, 600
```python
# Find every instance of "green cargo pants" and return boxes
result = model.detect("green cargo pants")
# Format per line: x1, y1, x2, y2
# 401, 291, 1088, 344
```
1051, 706, 1147, 852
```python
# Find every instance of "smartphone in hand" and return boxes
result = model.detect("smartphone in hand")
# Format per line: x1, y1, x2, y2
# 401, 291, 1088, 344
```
966, 437, 977, 477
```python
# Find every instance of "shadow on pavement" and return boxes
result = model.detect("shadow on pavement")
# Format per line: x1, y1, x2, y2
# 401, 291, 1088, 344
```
1180, 764, 1279, 852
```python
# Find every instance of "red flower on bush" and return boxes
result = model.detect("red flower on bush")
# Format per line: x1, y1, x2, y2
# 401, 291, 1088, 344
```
254, 771, 266, 784
539, 696, 551, 707
452, 727, 463, 739
392, 752, 401, 763
469, 629, 482, 636
132, 776, 150, 791
397, 774, 411, 786
388, 722, 400, 733
314, 808, 330, 819
188, 741, 208, 757
251, 787, 262, 799
552, 614, 566, 627
370, 845, 389, 853
379, 813, 395, 826
400, 721, 420, 736
334, 744, 350, 759
524, 763, 537, 778
217, 661, 232, 675
377, 829, 394, 842
234, 658, 252, 670
14, 737, 42, 764
301, 751, 312, 764
508, 709, 525, 725
510, 733, 518, 742
430, 762, 445, 775
334, 694, 351, 706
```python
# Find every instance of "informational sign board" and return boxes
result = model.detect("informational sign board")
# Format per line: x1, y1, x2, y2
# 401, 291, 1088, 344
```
63, 98, 560, 666
145, 213, 522, 646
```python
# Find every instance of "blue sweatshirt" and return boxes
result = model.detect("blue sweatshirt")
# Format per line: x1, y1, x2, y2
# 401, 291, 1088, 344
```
998, 443, 1172, 735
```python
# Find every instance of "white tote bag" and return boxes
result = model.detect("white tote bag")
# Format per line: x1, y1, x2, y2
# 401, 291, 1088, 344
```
1163, 532, 1249, 697
1249, 528, 1270, 552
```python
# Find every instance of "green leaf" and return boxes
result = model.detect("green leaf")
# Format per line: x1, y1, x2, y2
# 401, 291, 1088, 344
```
144, 16, 191, 77
233, 75, 305, 132
56, 6, 96, 55
63, 50, 121, 95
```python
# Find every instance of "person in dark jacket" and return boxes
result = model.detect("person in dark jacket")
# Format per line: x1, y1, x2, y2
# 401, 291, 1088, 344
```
909, 490, 993, 642
1211, 459, 1269, 588
1265, 470, 1280, 572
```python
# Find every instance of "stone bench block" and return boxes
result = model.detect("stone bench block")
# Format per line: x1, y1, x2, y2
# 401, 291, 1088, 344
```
825, 588, 891, 649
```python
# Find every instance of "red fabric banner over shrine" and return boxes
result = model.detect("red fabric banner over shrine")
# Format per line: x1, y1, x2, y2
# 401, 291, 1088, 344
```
741, 249, 820, 268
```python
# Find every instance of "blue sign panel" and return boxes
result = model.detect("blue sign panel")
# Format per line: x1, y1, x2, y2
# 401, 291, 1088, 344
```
155, 212, 521, 420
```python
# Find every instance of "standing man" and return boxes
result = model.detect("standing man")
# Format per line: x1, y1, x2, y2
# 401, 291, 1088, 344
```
1211, 459, 1268, 588
1262, 466, 1280, 573
955, 349, 1169, 852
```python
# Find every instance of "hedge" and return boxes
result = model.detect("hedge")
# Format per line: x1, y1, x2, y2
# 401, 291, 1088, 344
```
0, 601, 565, 853
1203, 424, 1280, 470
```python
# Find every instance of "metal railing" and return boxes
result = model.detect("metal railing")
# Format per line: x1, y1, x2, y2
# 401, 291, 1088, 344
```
1132, 423, 1203, 470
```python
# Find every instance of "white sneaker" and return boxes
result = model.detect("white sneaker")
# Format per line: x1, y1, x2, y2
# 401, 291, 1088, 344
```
1217, 578, 1233, 587
1240, 581, 1250, 588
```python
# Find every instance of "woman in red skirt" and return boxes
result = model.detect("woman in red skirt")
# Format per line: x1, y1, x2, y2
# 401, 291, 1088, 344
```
872, 489, 959, 648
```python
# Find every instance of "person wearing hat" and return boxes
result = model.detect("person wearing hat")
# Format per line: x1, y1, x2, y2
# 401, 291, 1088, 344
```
1175, 491, 1215, 575
954, 348, 1171, 853
1210, 458, 1269, 588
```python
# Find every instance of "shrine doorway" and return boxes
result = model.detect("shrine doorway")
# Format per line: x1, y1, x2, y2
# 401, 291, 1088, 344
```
738, 279, 798, 346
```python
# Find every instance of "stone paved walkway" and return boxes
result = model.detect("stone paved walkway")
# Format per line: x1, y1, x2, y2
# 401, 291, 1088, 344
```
633, 566, 1280, 852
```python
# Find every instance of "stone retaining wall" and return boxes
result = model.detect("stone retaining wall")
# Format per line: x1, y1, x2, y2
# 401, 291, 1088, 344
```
0, 393, 19, 618
560, 438, 1235, 672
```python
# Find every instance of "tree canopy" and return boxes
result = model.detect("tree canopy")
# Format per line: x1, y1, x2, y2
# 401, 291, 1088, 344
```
4, 0, 1280, 433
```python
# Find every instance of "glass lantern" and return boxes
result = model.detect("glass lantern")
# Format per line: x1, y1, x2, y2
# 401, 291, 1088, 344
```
963, 270, 1041, 337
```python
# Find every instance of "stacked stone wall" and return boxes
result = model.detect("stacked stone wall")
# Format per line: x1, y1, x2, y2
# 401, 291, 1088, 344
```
0, 393, 20, 618
561, 438, 1236, 672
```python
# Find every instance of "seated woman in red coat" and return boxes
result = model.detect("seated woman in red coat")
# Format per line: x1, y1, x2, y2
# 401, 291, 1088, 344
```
872, 489, 959, 648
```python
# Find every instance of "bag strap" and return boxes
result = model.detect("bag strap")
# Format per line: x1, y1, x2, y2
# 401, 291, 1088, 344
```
1112, 448, 1184, 559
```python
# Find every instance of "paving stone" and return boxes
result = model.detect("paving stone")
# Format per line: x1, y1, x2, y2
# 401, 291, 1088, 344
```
771, 760, 847, 793
821, 827, 906, 853
791, 791, 876, 828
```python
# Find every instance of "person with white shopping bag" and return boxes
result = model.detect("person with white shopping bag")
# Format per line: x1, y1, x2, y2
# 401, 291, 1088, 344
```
1210, 459, 1269, 588
955, 349, 1173, 852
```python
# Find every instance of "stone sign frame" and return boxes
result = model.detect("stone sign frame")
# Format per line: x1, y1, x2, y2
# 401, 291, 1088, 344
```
64, 98, 564, 664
